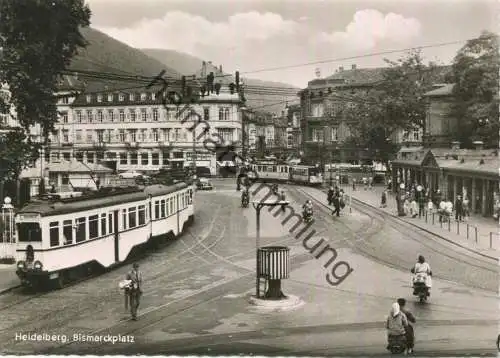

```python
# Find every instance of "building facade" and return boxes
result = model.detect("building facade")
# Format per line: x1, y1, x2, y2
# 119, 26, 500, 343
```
47, 64, 244, 176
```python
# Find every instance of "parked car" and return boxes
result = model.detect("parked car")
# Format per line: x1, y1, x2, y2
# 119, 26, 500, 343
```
196, 178, 213, 190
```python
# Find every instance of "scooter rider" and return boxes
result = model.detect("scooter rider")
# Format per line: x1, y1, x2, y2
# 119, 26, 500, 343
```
386, 302, 409, 352
411, 255, 432, 295
241, 187, 249, 206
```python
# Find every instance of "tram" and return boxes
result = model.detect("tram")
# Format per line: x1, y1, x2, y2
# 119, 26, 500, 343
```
246, 161, 323, 186
15, 182, 194, 289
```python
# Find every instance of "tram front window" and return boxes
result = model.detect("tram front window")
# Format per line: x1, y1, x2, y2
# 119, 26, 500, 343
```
17, 223, 42, 242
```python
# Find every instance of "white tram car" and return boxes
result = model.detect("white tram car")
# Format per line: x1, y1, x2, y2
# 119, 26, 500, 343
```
15, 183, 194, 289
247, 162, 323, 186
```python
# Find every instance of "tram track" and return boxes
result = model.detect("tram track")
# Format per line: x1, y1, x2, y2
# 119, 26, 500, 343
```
0, 185, 496, 354
294, 186, 498, 292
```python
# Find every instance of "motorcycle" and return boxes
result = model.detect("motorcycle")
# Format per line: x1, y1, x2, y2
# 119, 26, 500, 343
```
387, 334, 407, 354
412, 272, 430, 302
241, 193, 249, 208
302, 208, 313, 223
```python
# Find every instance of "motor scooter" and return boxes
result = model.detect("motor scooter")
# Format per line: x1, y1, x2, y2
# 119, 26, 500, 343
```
387, 334, 407, 354
302, 208, 313, 223
412, 272, 431, 302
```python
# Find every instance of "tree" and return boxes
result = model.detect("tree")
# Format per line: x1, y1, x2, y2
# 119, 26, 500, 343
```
450, 31, 499, 148
0, 128, 40, 181
343, 50, 446, 163
0, 0, 91, 138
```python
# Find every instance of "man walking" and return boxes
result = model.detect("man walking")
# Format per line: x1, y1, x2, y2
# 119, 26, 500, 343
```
455, 195, 463, 222
126, 263, 143, 320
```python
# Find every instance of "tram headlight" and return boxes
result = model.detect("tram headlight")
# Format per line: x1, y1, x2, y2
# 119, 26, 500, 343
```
33, 260, 43, 270
17, 261, 26, 270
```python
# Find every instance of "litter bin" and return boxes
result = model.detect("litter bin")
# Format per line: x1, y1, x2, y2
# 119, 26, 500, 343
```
257, 246, 290, 299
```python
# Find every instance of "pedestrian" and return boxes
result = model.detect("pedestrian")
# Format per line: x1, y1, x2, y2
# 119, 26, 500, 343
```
332, 190, 341, 217
462, 194, 470, 220
352, 178, 356, 191
426, 198, 434, 216
454, 195, 463, 222
417, 186, 425, 218
327, 186, 334, 206
280, 190, 286, 212
381, 190, 387, 208
126, 263, 143, 320
438, 198, 446, 223
397, 298, 416, 354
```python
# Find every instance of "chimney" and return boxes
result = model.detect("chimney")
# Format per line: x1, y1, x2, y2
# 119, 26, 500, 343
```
352, 64, 357, 70
339, 66, 344, 72
473, 140, 484, 150
219, 65, 222, 73
202, 61, 207, 78
451, 141, 460, 150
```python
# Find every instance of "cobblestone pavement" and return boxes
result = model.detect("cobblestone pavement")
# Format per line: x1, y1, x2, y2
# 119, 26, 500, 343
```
0, 181, 497, 356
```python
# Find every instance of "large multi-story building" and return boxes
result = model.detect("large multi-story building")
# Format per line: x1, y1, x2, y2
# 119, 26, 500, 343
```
48, 62, 244, 175
299, 65, 437, 164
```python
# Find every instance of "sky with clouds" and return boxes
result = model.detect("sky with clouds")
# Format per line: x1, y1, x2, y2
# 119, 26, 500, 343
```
86, 0, 497, 88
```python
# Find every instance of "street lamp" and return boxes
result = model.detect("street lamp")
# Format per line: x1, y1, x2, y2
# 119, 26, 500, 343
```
252, 199, 289, 299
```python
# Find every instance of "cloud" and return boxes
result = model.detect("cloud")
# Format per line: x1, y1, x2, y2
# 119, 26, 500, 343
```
317, 9, 421, 51
96, 11, 298, 54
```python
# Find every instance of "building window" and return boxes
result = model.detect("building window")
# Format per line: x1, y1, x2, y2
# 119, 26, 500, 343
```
107, 109, 114, 122
174, 128, 180, 141
130, 110, 136, 122
311, 103, 324, 117
86, 110, 93, 123
86, 95, 91, 103
97, 130, 104, 142
108, 213, 113, 234
140, 93, 146, 101
162, 152, 169, 165
219, 107, 224, 121
217, 128, 232, 142
61, 112, 68, 123
76, 110, 82, 123
62, 130, 69, 143
119, 152, 127, 165
224, 108, 230, 120
86, 130, 93, 142
331, 127, 338, 142
413, 130, 419, 141
107, 93, 113, 102
97, 94, 102, 103
119, 130, 126, 142
163, 129, 170, 142
141, 108, 147, 121
141, 153, 148, 165
97, 110, 103, 122
312, 128, 323, 142
49, 222, 59, 247
153, 108, 158, 121
152, 129, 158, 142
129, 93, 135, 101
119, 110, 125, 122
75, 152, 83, 162
75, 130, 82, 142
122, 209, 127, 230
204, 107, 210, 121
87, 152, 95, 163
129, 130, 136, 142
118, 93, 124, 101
151, 92, 156, 100
152, 153, 159, 165
130, 153, 138, 165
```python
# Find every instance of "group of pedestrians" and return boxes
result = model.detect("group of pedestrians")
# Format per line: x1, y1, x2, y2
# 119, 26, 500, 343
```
392, 182, 472, 223
327, 186, 346, 216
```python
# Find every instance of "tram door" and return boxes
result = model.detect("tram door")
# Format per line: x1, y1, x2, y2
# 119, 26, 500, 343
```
113, 210, 119, 262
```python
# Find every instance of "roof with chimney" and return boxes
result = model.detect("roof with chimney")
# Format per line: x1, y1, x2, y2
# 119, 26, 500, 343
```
195, 61, 234, 86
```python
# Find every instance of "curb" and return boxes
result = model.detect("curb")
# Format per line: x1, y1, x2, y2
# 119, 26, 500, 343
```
350, 196, 498, 261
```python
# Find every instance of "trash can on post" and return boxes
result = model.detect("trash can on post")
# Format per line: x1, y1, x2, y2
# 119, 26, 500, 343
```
257, 246, 290, 299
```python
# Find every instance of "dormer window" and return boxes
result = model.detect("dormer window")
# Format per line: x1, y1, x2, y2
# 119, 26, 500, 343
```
97, 94, 102, 103
86, 94, 91, 103
140, 93, 147, 101
118, 93, 124, 102
129, 93, 135, 101
107, 93, 113, 102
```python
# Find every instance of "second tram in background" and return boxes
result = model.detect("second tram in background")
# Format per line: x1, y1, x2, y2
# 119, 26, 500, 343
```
246, 161, 323, 186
